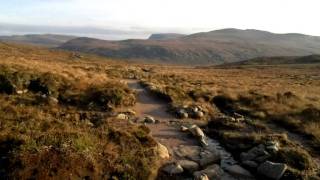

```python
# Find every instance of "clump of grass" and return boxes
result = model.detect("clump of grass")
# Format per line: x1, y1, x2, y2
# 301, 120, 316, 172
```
188, 88, 216, 102
27, 73, 63, 97
273, 147, 315, 171
59, 81, 136, 110
208, 117, 246, 131
219, 131, 265, 150
85, 82, 136, 107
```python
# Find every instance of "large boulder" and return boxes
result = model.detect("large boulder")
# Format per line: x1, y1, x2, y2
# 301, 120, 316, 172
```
257, 161, 287, 180
193, 164, 224, 179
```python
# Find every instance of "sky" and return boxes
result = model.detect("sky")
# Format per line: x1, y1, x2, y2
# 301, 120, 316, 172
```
0, 0, 319, 39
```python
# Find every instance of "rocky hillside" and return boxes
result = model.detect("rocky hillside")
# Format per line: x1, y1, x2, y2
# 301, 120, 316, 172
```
220, 55, 320, 66
0, 34, 76, 47
59, 29, 320, 65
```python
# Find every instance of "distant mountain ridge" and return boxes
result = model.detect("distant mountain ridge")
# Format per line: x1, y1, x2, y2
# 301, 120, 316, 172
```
59, 28, 320, 65
0, 34, 77, 47
148, 33, 186, 40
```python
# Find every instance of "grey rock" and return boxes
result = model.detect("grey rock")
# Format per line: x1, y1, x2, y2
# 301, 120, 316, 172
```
200, 136, 209, 147
240, 145, 267, 162
257, 161, 287, 180
240, 152, 256, 162
242, 160, 258, 169
144, 116, 155, 123
181, 126, 189, 132
194, 164, 224, 180
189, 125, 205, 138
177, 109, 189, 119
255, 153, 271, 163
194, 173, 209, 180
199, 150, 221, 167
195, 111, 204, 118
177, 160, 199, 172
175, 145, 201, 161
221, 173, 238, 180
224, 165, 254, 179
181, 112, 189, 119
162, 163, 184, 175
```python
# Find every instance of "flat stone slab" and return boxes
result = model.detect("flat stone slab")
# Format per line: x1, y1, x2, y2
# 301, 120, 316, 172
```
257, 161, 287, 180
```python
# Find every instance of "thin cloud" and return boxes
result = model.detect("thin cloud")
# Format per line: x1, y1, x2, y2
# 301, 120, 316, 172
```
0, 0, 319, 38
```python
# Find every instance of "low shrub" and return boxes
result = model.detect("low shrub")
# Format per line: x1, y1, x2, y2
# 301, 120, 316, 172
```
0, 74, 16, 94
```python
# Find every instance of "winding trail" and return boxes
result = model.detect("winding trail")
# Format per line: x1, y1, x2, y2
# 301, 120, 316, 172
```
126, 79, 198, 159
126, 80, 240, 177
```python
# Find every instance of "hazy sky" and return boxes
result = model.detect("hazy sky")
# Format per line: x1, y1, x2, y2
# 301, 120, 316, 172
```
0, 0, 319, 39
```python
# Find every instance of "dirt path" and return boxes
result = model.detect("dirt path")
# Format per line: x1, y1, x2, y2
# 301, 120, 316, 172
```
126, 79, 198, 159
